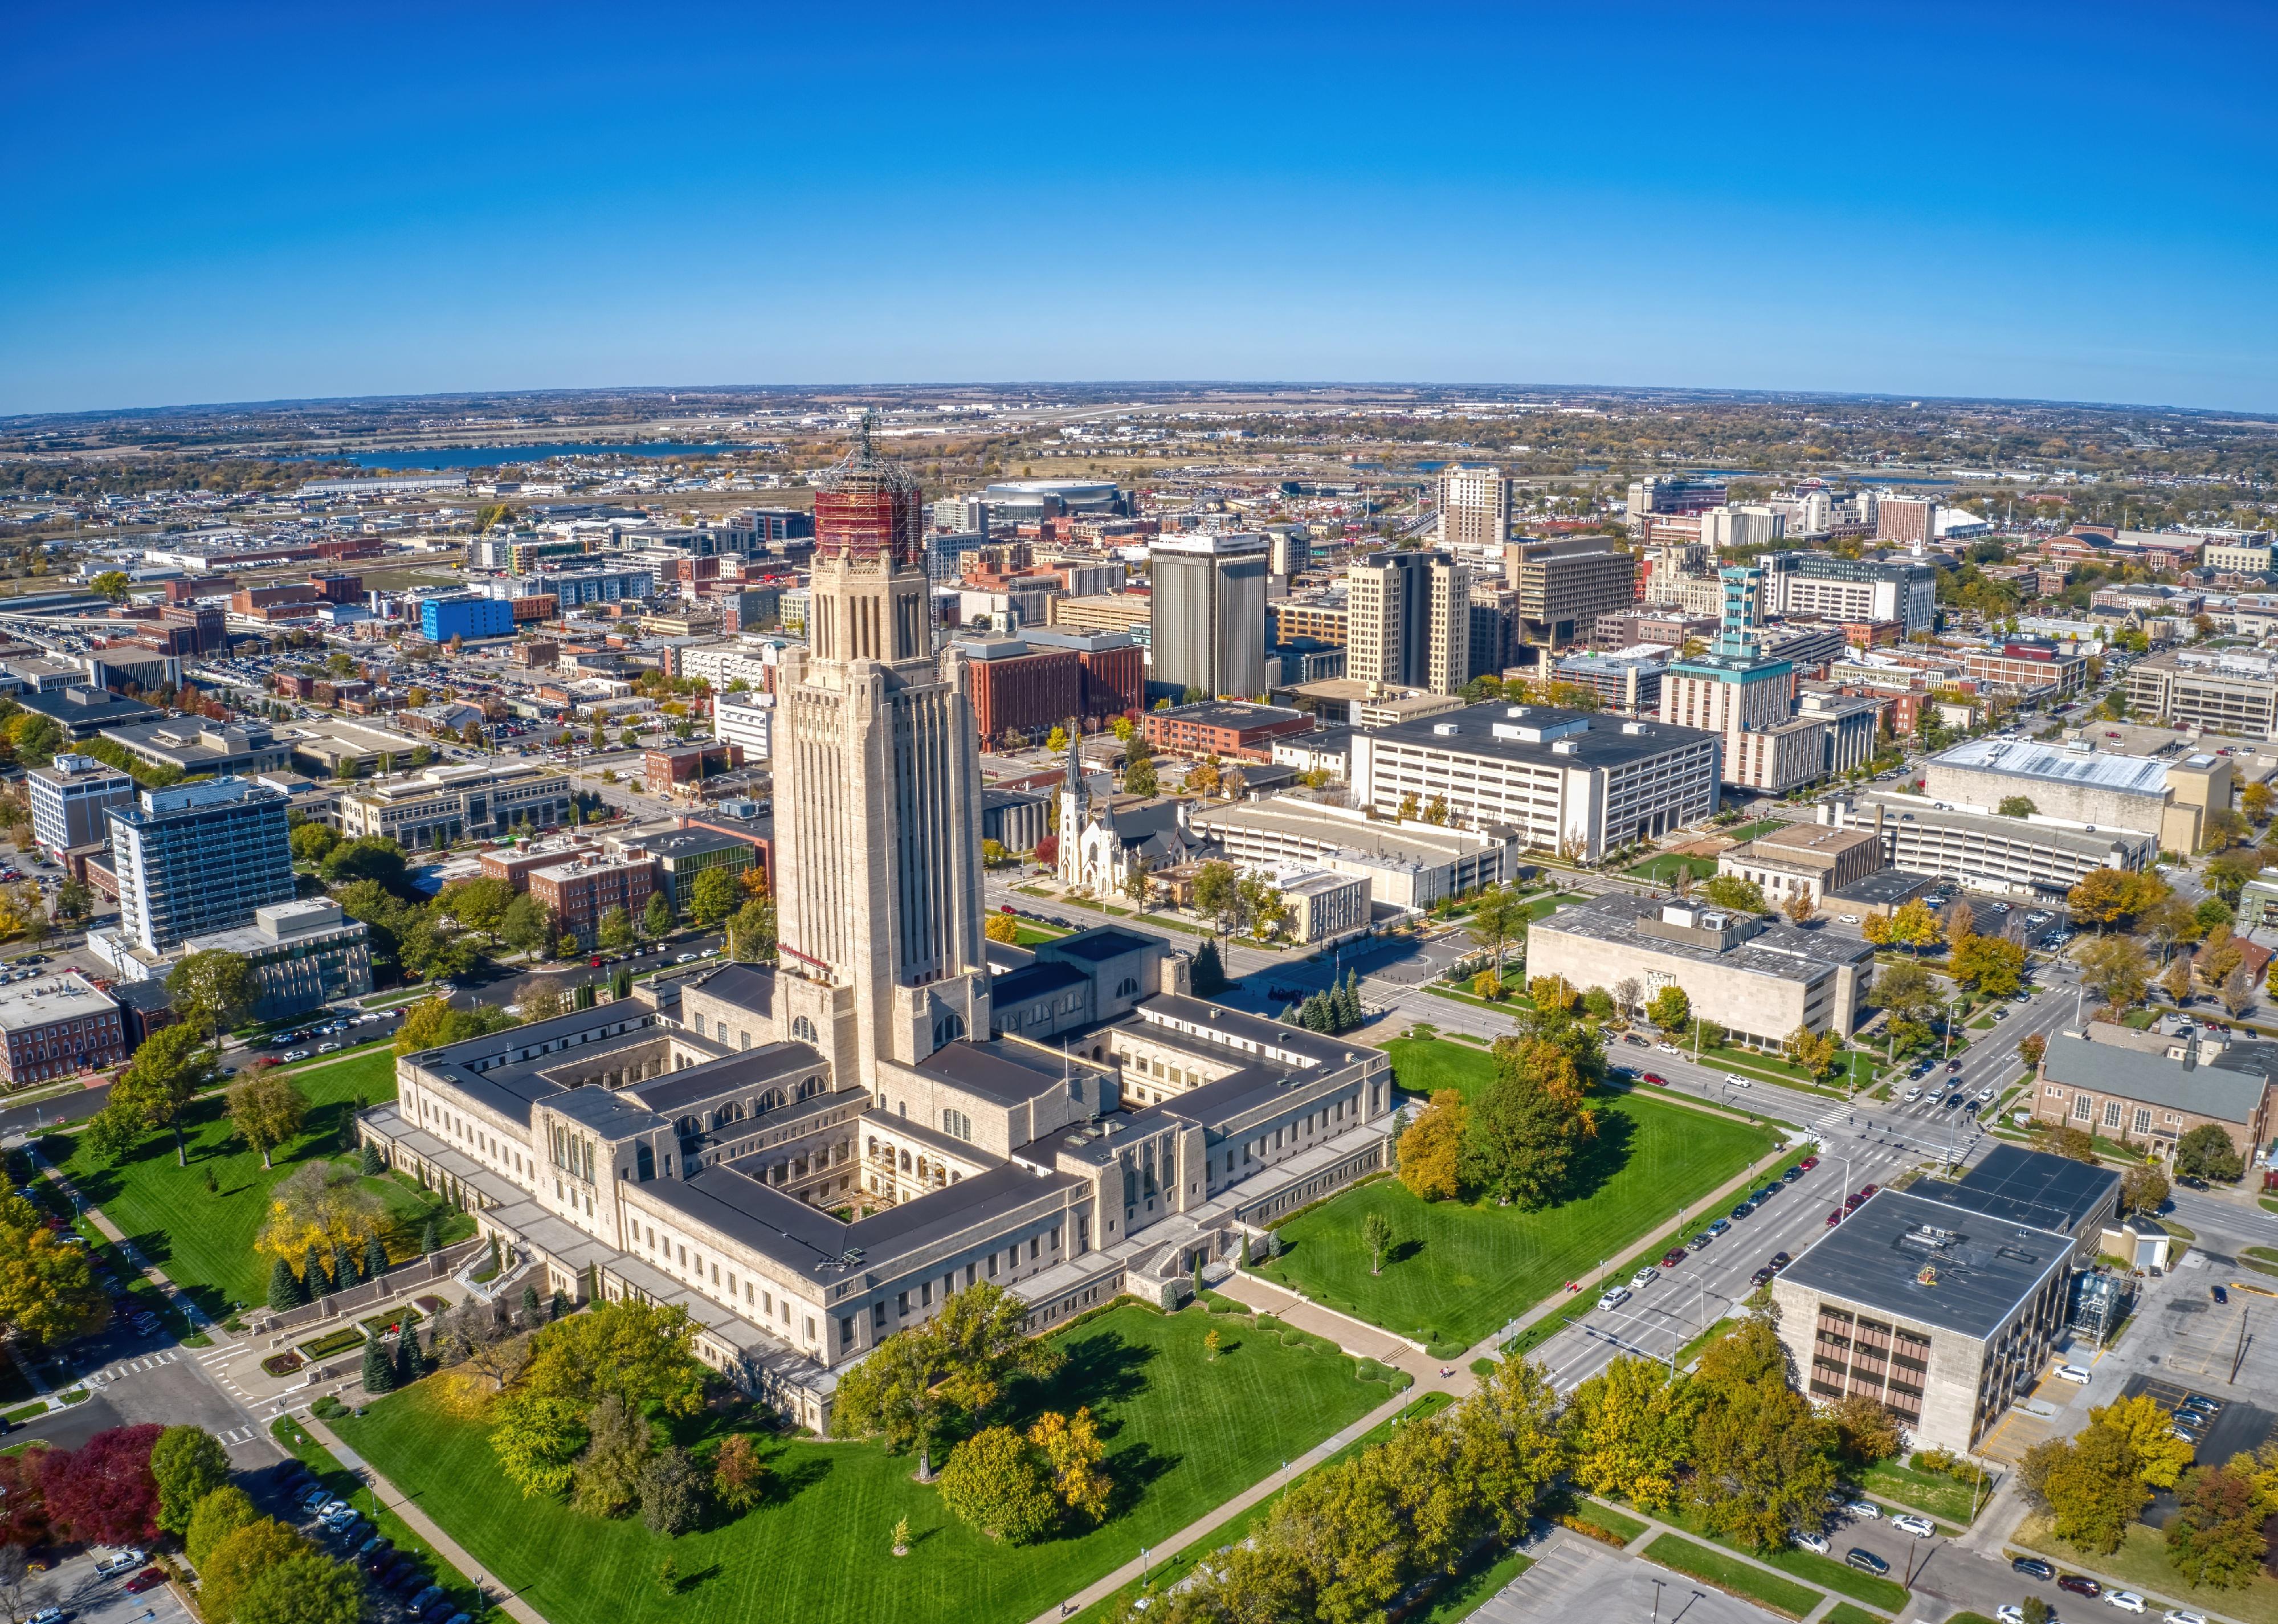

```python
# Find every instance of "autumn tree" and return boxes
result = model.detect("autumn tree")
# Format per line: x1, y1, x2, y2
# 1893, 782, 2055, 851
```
938, 1425, 1058, 1543
1948, 932, 2027, 997
1565, 1355, 1698, 1512
1885, 897, 1943, 956
1646, 984, 1690, 1032
2077, 934, 2152, 1013
983, 912, 1020, 944
1029, 1406, 1112, 1525
198, 1519, 314, 1624
1397, 1090, 1467, 1202
1466, 884, 1527, 973
1463, 1022, 1598, 1209
104, 1023, 219, 1165
1785, 1025, 1840, 1080
1701, 875, 1766, 913
150, 1425, 232, 1537
2067, 866, 2167, 932
712, 1433, 769, 1513
2166, 1458, 2269, 1588
1877, 961, 1937, 1022
832, 1282, 1062, 1479
0, 1194, 105, 1345
226, 1071, 308, 1169
40, 1424, 164, 1547
1686, 1320, 1840, 1549
166, 950, 257, 1039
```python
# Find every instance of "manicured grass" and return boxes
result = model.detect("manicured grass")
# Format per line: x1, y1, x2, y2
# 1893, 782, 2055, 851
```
1416, 1544, 1532, 1623
333, 1300, 1401, 1624
1827, 1606, 1894, 1624
1253, 1039, 1778, 1350
1641, 1533, 1823, 1620
1672, 1316, 1735, 1371
2014, 1516, 2278, 1624
1636, 1496, 1910, 1611
42, 1049, 472, 1319
1859, 1457, 1986, 1524
271, 1415, 495, 1622
1562, 1498, 1647, 1547
1012, 924, 1065, 946
1626, 854, 1721, 885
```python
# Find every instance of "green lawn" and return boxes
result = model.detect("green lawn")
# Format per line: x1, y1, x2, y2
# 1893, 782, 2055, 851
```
1859, 1457, 1986, 1524
42, 1049, 472, 1318
2014, 1516, 2278, 1624
1827, 1606, 1893, 1624
273, 1415, 496, 1622
333, 1300, 1401, 1624
1639, 1499, 1910, 1611
1642, 1533, 1823, 1620
1626, 854, 1721, 885
1251, 1039, 1779, 1351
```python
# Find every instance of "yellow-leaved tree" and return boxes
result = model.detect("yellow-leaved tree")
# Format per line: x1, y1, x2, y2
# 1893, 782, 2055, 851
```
254, 1161, 386, 1263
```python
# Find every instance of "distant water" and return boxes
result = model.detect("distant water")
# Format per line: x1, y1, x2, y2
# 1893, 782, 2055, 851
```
313, 442, 762, 470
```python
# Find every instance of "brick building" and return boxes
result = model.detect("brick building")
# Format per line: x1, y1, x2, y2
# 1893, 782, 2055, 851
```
644, 742, 744, 797
958, 631, 1144, 746
528, 848, 658, 946
1141, 700, 1316, 761
0, 972, 128, 1086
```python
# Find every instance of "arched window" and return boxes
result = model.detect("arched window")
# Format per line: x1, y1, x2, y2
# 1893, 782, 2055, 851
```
899, 1149, 912, 1172
1115, 977, 1138, 998
713, 1101, 745, 1129
791, 1015, 818, 1043
797, 1075, 821, 1101
675, 1115, 701, 1140
933, 1012, 966, 1047
866, 1136, 877, 1158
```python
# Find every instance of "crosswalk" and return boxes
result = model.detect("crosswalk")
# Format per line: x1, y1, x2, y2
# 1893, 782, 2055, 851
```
89, 1348, 183, 1382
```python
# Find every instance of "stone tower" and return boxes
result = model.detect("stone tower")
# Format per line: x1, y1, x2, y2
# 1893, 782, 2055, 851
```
771, 416, 992, 1094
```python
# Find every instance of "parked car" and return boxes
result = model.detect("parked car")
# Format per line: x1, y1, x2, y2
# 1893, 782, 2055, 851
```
2105, 1593, 2146, 1614
1846, 1500, 1880, 1519
1642, 1072, 1668, 1086
1827, 1209, 1844, 1226
1998, 1609, 2028, 1624
1630, 1265, 1658, 1289
125, 1571, 166, 1595
409, 1587, 444, 1614
1770, 1251, 1792, 1271
1798, 1155, 1818, 1171
2163, 1611, 2208, 1624
1707, 1219, 1730, 1236
2012, 1556, 2057, 1581
1597, 1287, 1631, 1311
1845, 1549, 1890, 1576
300, 1487, 331, 1512
1750, 1267, 1775, 1287
1729, 1203, 1753, 1221
2052, 1364, 2092, 1385
1661, 1248, 1688, 1268
2058, 1576, 2104, 1598
2210, 1286, 2228, 1304
1687, 1233, 1712, 1253
95, 1550, 146, 1576
1891, 1513, 1936, 1538
1792, 1532, 1830, 1554
1781, 1165, 1804, 1183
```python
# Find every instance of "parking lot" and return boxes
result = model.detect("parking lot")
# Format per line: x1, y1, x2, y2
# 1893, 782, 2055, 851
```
271, 1451, 486, 1624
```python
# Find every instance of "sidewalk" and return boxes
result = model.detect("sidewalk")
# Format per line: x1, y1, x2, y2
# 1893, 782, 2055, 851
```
34, 1152, 224, 1338
302, 1413, 548, 1624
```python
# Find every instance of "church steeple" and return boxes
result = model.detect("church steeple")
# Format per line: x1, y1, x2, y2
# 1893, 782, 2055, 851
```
1063, 720, 1088, 822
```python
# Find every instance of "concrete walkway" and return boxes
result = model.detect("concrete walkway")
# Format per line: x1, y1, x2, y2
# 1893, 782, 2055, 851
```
34, 1150, 224, 1337
1206, 1271, 1427, 1369
304, 1413, 549, 1624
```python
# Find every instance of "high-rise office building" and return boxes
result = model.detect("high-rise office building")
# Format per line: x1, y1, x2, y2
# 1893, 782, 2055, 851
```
1503, 538, 1638, 653
1435, 465, 1511, 550
108, 778, 295, 955
1148, 532, 1268, 700
1700, 505, 1787, 552
1875, 496, 1940, 551
26, 753, 137, 856
771, 419, 994, 1096
1346, 550, 1470, 695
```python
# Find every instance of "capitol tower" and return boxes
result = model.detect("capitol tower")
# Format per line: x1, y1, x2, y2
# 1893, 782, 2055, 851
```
771, 415, 993, 1095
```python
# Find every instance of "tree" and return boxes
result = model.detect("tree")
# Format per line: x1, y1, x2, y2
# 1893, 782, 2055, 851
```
491, 1392, 590, 1498
199, 1519, 314, 1624
110, 1023, 218, 1165
1785, 1025, 1840, 1080
395, 1328, 421, 1388
439, 875, 515, 943
517, 1298, 706, 1418
40, 1423, 163, 1546
688, 867, 738, 928
1467, 884, 1527, 972
639, 1445, 707, 1535
1861, 913, 1893, 948
1886, 897, 1943, 956
185, 1483, 262, 1570
832, 1282, 1060, 1480
500, 892, 553, 959
2174, 1123, 2245, 1182
2044, 1123, 2097, 1162
1190, 860, 1239, 939
597, 905, 633, 951
234, 1550, 364, 1624
149, 1425, 231, 1537
1397, 1090, 1467, 1201
320, 835, 409, 891
2034, 1425, 2151, 1554
1123, 754, 1157, 797
393, 995, 518, 1056
2068, 866, 2166, 931
2206, 847, 2261, 901
1827, 1393, 1903, 1466
1948, 932, 2028, 997
728, 896, 776, 963
2077, 933, 2151, 1012
1701, 875, 1765, 913
938, 1426, 1058, 1543
1687, 1321, 1840, 1549
90, 570, 130, 603
1044, 724, 1068, 754
1463, 1035, 1595, 1209
2020, 1031, 2047, 1072
1782, 891, 1817, 926
1646, 984, 1689, 1032
570, 1392, 654, 1518
268, 1255, 307, 1312
2120, 1162, 2169, 1215
1029, 1406, 1112, 1525
1998, 795, 2038, 817
0, 1194, 104, 1345
2166, 1459, 2269, 1589
1362, 1211, 1393, 1276
643, 891, 673, 939
984, 912, 1020, 944
2094, 1394, 2197, 1490
712, 1433, 769, 1513
2162, 950, 2195, 1006
227, 1071, 307, 1169
1190, 937, 1228, 995
361, 1335, 395, 1394
1565, 1356, 1697, 1511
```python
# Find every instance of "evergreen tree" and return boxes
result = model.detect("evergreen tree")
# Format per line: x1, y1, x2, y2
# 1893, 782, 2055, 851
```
268, 1256, 306, 1312
420, 1217, 439, 1255
361, 1335, 394, 1393
304, 1242, 330, 1297
1303, 991, 1329, 1030
521, 1283, 543, 1325
1281, 1002, 1301, 1023
1342, 969, 1364, 1029
333, 1239, 358, 1289
358, 1141, 383, 1176
393, 1329, 421, 1388
550, 1289, 570, 1322
1191, 937, 1227, 995
574, 981, 597, 1010
364, 1233, 388, 1281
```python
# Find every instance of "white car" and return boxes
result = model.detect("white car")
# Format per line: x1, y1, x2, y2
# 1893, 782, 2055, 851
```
1890, 1512, 1936, 1538
95, 1549, 147, 1576
1792, 1532, 1830, 1554
1655, 1042, 1679, 1054
1999, 1608, 2027, 1624
1597, 1287, 1631, 1311
2105, 1594, 2145, 1615
1724, 1076, 1752, 1089
1846, 1500, 1880, 1519
2162, 1611, 2208, 1624
2053, 1363, 2093, 1384
1904, 1088, 1923, 1103
315, 1499, 348, 1520
1976, 1086, 1997, 1101
1630, 1266, 1658, 1289
1836, 914, 1860, 924
316, 1042, 341, 1054
280, 1050, 309, 1063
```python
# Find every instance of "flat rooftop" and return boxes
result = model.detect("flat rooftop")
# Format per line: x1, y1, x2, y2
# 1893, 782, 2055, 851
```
1908, 1143, 2119, 1238
1933, 738, 2170, 797
1189, 796, 1503, 866
1779, 1188, 2072, 1341
1366, 700, 1717, 769
0, 972, 117, 1034
1534, 892, 1871, 984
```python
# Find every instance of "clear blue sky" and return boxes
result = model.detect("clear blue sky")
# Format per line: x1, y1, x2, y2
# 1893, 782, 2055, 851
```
7, 2, 2275, 417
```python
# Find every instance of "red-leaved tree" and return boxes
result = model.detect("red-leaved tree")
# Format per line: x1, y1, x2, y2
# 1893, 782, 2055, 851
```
0, 1449, 47, 1548
40, 1425, 163, 1546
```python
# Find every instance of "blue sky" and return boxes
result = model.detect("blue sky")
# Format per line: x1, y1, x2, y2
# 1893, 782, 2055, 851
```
6, 2, 2275, 416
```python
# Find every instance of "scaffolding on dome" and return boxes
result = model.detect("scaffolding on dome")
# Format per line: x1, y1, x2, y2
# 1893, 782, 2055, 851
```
814, 411, 925, 565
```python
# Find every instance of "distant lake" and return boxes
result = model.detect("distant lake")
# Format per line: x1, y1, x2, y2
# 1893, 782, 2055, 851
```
315, 442, 762, 470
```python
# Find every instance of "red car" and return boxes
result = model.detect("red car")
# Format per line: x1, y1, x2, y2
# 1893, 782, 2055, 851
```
1857, 1183, 1879, 1199
1642, 1072, 1668, 1087
1661, 1248, 1688, 1268
1827, 1209, 1844, 1226
1798, 1155, 1819, 1172
126, 1570, 166, 1594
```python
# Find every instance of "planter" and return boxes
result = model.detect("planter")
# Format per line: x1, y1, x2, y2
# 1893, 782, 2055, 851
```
261, 1352, 305, 1378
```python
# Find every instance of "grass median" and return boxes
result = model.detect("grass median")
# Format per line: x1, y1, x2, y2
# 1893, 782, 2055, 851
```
1642, 1533, 1825, 1619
